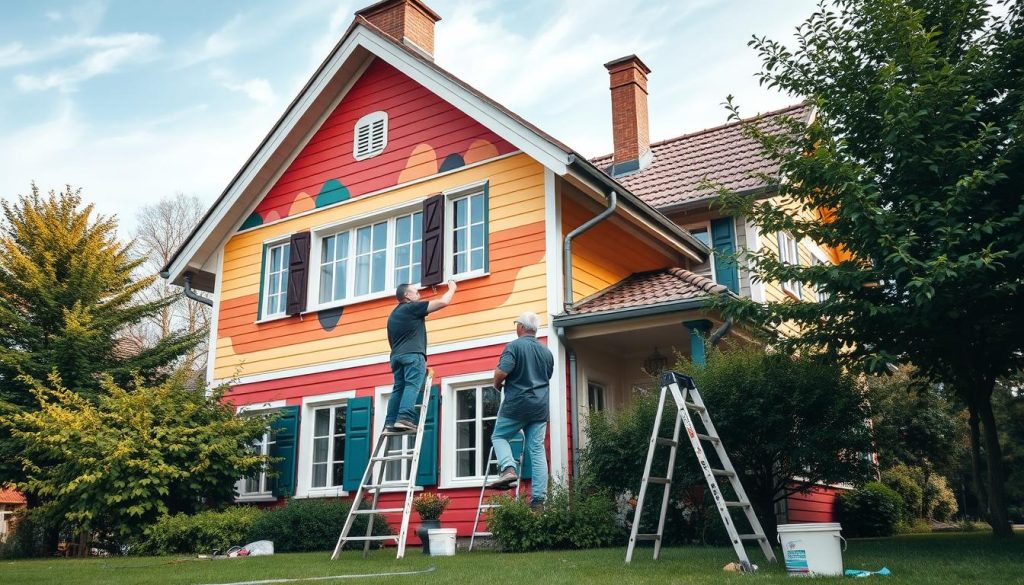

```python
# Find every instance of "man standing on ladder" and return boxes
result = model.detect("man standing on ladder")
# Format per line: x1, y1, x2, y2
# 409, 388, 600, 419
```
487, 312, 553, 510
385, 280, 457, 432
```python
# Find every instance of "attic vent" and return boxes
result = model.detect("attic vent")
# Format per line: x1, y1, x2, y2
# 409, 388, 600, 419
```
354, 111, 388, 160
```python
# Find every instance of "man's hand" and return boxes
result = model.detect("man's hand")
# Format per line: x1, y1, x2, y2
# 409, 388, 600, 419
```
427, 279, 458, 314
493, 368, 508, 392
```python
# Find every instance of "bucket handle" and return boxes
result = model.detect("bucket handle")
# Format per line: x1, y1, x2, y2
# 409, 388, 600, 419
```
836, 534, 847, 551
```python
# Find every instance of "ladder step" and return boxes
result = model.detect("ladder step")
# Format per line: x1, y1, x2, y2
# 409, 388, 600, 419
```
694, 433, 720, 443
633, 534, 662, 542
738, 534, 767, 541
361, 483, 412, 490
683, 401, 705, 412
371, 453, 414, 462
473, 531, 493, 537
477, 504, 501, 510
711, 469, 735, 478
647, 477, 671, 485
655, 437, 677, 447
340, 535, 399, 542
351, 507, 404, 515
725, 500, 751, 508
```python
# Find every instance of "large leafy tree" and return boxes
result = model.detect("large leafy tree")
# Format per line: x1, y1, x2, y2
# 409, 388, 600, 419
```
718, 0, 1024, 535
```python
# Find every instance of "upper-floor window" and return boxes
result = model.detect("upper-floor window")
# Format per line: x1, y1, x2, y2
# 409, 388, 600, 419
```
262, 241, 290, 318
686, 224, 715, 280
812, 255, 829, 303
353, 111, 387, 161
778, 232, 802, 299
449, 189, 487, 277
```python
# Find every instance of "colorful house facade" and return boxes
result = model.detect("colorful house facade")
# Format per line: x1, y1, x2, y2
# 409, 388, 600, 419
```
163, 0, 842, 536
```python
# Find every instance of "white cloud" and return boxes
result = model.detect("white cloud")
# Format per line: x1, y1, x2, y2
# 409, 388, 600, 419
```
179, 14, 245, 68
46, 10, 63, 22
14, 33, 161, 93
212, 68, 278, 104
0, 42, 35, 68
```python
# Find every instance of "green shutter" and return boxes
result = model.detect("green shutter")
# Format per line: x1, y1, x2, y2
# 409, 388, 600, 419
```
510, 433, 533, 480
710, 217, 739, 293
343, 397, 373, 491
270, 406, 299, 497
482, 181, 490, 273
415, 385, 439, 486
256, 244, 269, 320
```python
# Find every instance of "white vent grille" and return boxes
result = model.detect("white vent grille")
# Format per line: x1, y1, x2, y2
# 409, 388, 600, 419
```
354, 111, 388, 160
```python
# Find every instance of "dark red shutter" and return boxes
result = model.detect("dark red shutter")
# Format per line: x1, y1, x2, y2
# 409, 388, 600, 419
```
286, 231, 311, 315
421, 194, 445, 286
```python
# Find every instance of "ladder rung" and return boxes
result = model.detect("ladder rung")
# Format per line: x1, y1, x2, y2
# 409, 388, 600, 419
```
711, 469, 735, 478
647, 477, 671, 485
361, 483, 411, 490
633, 534, 661, 541
725, 500, 751, 508
371, 453, 414, 461
694, 433, 720, 443
738, 534, 767, 541
478, 504, 501, 510
351, 507, 404, 514
655, 437, 677, 447
683, 401, 705, 412
473, 531, 493, 537
340, 535, 398, 542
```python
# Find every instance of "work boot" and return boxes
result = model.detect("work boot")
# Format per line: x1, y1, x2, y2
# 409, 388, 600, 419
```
392, 419, 418, 433
530, 500, 545, 513
487, 466, 518, 490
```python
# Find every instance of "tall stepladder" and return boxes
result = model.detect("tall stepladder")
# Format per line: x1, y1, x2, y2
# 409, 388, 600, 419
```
331, 369, 435, 560
468, 431, 526, 552
625, 371, 777, 572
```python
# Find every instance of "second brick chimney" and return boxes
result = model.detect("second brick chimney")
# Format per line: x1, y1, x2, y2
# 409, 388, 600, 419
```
356, 0, 441, 57
604, 55, 653, 176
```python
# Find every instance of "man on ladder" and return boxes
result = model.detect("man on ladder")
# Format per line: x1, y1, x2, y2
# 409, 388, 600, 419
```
486, 312, 553, 511
385, 280, 457, 432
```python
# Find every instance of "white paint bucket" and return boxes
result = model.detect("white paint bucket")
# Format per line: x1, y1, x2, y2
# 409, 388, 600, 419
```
777, 523, 846, 576
427, 528, 457, 556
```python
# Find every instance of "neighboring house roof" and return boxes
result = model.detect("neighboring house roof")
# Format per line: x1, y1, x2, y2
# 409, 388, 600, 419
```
0, 488, 26, 505
590, 104, 812, 211
555, 267, 728, 326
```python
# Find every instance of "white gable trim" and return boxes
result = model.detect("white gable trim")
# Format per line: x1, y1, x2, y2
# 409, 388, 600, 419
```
166, 24, 571, 286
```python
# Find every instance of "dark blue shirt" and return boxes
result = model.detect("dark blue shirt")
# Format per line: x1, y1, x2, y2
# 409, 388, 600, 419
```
387, 301, 429, 357
497, 335, 554, 421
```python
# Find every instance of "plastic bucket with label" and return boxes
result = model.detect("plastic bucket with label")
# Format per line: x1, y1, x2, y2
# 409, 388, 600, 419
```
777, 523, 845, 576
427, 528, 457, 556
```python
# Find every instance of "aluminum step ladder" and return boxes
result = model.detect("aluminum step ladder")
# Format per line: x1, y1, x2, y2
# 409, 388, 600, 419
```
331, 369, 434, 560
625, 371, 776, 572
468, 432, 526, 551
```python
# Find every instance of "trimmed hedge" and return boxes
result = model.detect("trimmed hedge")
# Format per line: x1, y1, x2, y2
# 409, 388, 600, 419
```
487, 485, 623, 552
248, 499, 390, 552
837, 482, 904, 537
133, 507, 263, 555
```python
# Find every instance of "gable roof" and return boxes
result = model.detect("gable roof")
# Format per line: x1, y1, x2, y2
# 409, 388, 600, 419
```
162, 16, 707, 291
590, 104, 812, 211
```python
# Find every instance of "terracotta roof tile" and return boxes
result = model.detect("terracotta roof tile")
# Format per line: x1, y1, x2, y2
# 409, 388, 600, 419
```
568, 267, 727, 315
591, 104, 812, 209
0, 488, 26, 505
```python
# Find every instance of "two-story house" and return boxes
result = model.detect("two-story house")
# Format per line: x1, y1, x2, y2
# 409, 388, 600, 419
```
163, 0, 840, 537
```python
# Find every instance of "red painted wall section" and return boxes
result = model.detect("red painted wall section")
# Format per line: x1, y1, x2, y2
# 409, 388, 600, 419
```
786, 485, 844, 523
241, 58, 517, 228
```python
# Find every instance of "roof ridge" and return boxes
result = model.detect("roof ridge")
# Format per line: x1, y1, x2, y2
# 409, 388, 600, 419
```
665, 267, 728, 294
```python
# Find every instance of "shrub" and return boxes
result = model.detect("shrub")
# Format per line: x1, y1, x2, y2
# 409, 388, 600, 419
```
487, 484, 624, 552
247, 499, 390, 553
926, 475, 958, 522
837, 482, 904, 537
881, 466, 924, 521
132, 506, 264, 556
413, 493, 449, 521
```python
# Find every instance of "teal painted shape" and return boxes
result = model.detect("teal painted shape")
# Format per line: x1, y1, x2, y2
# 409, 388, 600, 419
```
415, 385, 440, 486
684, 319, 712, 366
317, 307, 344, 332
342, 397, 372, 491
438, 153, 465, 173
316, 179, 350, 208
239, 212, 263, 231
710, 217, 739, 293
270, 406, 299, 497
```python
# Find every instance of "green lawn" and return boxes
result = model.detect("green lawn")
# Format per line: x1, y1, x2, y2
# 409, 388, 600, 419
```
3, 532, 1023, 585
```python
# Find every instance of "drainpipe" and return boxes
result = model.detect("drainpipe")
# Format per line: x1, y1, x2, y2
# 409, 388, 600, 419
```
563, 190, 618, 311
182, 271, 214, 307
707, 316, 733, 347
556, 327, 580, 480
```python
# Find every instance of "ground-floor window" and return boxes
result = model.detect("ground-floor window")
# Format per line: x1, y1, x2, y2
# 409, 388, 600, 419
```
311, 404, 346, 489
240, 431, 275, 496
441, 374, 502, 487
587, 382, 606, 412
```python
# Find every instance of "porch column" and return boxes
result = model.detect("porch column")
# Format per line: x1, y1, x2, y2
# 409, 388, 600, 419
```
683, 319, 712, 366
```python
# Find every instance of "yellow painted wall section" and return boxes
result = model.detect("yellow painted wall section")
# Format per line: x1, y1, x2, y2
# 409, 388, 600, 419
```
561, 192, 676, 302
214, 154, 549, 380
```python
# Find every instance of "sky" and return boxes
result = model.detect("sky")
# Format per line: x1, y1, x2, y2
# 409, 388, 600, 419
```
0, 0, 815, 236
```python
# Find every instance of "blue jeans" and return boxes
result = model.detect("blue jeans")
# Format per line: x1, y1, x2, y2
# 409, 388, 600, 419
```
491, 417, 548, 502
385, 353, 426, 426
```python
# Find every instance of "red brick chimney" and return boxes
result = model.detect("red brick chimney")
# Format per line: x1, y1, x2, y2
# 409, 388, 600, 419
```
604, 55, 653, 176
356, 0, 442, 57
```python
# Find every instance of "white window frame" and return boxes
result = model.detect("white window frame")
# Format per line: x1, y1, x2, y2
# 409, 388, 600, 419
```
778, 232, 802, 299
296, 390, 355, 498
307, 201, 424, 312
371, 387, 425, 492
684, 222, 716, 281
234, 400, 286, 503
440, 371, 501, 489
443, 181, 489, 281
353, 111, 388, 161
261, 237, 291, 320
587, 381, 606, 413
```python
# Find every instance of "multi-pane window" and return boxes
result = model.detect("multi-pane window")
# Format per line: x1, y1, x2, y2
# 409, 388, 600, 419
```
451, 192, 486, 276
375, 391, 414, 484
454, 385, 501, 479
319, 232, 350, 304
778, 232, 802, 298
394, 211, 423, 286
587, 382, 606, 413
263, 242, 290, 317
687, 225, 715, 280
311, 405, 346, 489
812, 256, 829, 302
240, 431, 275, 496
354, 221, 388, 296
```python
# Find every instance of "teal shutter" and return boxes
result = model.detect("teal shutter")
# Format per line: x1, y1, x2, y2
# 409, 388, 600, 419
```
415, 385, 439, 486
511, 433, 533, 480
256, 244, 269, 320
343, 397, 372, 491
710, 217, 739, 293
270, 406, 299, 497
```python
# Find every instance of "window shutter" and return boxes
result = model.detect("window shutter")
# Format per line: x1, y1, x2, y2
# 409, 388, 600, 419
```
286, 231, 310, 315
420, 194, 445, 286
270, 406, 299, 497
343, 397, 373, 491
510, 433, 533, 480
414, 385, 439, 486
257, 244, 269, 321
710, 217, 739, 293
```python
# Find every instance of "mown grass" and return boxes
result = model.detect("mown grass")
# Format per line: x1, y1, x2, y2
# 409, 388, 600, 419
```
3, 532, 1022, 585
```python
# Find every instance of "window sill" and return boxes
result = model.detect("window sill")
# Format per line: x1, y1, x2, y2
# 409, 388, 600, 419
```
255, 313, 292, 325
294, 488, 349, 499
440, 477, 492, 490
235, 494, 277, 503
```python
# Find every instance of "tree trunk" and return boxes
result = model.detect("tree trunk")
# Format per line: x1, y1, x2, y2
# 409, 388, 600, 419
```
975, 389, 1011, 537
967, 400, 988, 520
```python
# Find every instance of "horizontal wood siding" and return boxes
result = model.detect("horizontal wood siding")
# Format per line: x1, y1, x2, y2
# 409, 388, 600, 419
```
216, 154, 548, 380
786, 485, 844, 523
562, 193, 675, 302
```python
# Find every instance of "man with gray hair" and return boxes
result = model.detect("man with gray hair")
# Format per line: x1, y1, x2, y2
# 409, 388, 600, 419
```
487, 311, 554, 510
